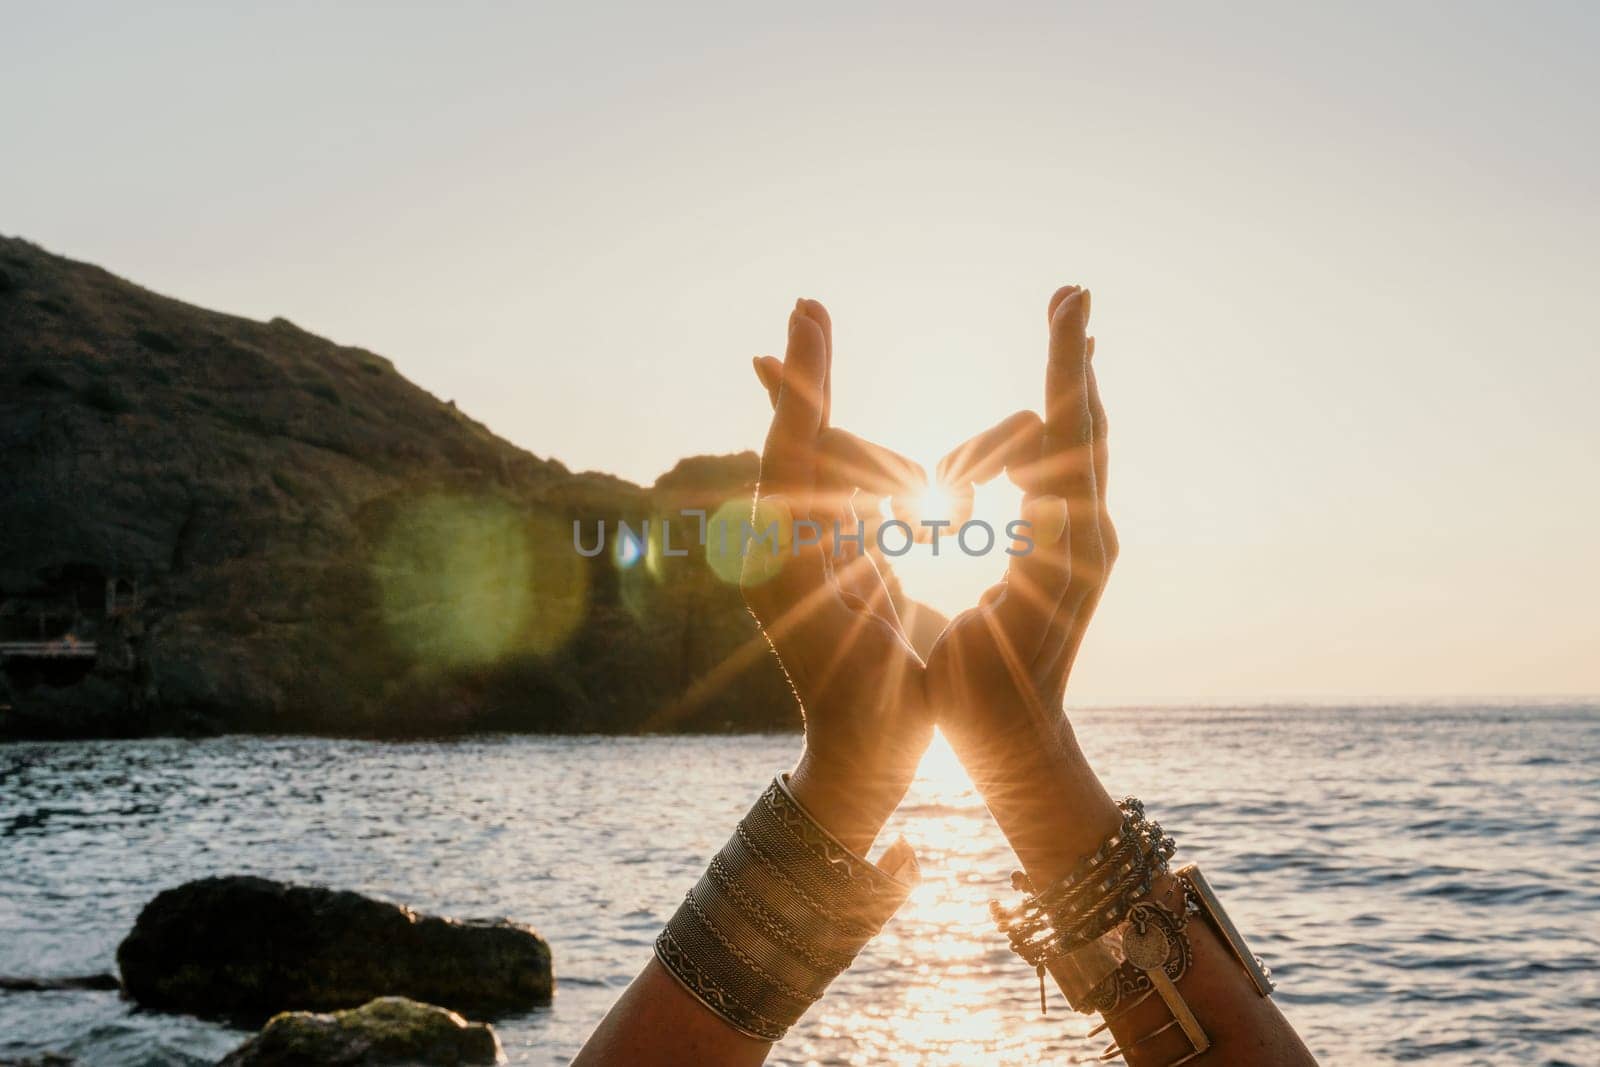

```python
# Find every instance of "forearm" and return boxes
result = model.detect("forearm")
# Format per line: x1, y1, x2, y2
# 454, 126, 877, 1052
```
948, 715, 1317, 1066
1085, 871, 1316, 1066
573, 770, 915, 1066
573, 958, 771, 1067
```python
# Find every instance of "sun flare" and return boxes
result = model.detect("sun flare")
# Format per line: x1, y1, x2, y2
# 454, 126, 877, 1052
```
909, 482, 961, 528
881, 473, 1022, 620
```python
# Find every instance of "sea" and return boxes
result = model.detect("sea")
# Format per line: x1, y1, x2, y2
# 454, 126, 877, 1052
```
2, 705, 1596, 1066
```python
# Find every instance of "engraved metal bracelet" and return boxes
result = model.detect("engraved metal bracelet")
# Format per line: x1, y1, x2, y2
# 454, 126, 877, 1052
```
654, 775, 919, 1041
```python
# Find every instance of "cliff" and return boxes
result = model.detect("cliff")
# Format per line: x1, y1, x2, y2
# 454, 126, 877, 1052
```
0, 236, 794, 737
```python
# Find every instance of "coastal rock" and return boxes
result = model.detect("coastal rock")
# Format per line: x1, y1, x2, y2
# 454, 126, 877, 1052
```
218, 997, 504, 1066
0, 234, 793, 738
116, 877, 552, 1021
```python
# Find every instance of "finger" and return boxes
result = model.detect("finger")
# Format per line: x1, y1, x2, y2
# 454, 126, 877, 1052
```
1086, 337, 1107, 503
936, 409, 1045, 491
751, 360, 927, 520
752, 355, 783, 409
987, 495, 1071, 663
1035, 329, 1116, 699
759, 307, 828, 506
1086, 338, 1118, 561
779, 303, 906, 634
818, 427, 928, 501
1046, 284, 1079, 322
796, 298, 833, 430
1040, 286, 1093, 500
1035, 343, 1117, 700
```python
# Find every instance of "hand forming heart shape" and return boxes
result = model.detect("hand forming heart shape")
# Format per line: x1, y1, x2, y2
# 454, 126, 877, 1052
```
741, 291, 1118, 869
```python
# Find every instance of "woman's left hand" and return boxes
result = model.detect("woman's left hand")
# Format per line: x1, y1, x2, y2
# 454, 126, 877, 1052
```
743, 299, 933, 856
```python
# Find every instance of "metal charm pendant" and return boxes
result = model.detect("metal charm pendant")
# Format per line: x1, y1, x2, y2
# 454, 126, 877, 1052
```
1122, 918, 1170, 971
1113, 902, 1209, 1062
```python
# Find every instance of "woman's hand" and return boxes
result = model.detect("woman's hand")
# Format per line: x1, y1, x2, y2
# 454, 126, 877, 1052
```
751, 353, 950, 661
924, 286, 1125, 881
744, 299, 934, 855
574, 300, 930, 1067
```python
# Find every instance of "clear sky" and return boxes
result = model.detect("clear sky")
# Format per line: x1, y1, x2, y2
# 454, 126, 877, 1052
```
6, 3, 1597, 703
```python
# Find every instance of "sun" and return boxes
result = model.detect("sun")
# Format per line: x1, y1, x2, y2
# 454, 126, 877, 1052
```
907, 482, 963, 529
879, 472, 1021, 620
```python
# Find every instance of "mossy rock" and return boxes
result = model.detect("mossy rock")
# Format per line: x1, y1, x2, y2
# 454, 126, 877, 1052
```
218, 997, 504, 1065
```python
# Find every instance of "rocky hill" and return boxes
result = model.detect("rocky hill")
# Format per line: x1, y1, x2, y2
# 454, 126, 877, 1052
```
0, 235, 794, 738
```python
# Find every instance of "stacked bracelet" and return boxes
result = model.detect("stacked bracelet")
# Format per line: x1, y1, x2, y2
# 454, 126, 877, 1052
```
990, 797, 1176, 977
654, 775, 919, 1041
991, 799, 1277, 1067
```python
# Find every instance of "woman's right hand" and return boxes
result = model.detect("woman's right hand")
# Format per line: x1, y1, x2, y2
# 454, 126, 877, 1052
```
923, 285, 1125, 881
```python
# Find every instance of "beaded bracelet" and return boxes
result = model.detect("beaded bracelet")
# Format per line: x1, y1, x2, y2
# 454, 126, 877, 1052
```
991, 800, 1277, 1067
990, 797, 1175, 974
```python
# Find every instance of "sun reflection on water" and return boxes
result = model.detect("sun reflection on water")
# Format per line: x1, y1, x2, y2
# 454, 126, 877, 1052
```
790, 730, 1099, 1064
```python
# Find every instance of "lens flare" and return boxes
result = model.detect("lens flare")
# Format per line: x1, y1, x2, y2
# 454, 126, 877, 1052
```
704, 497, 789, 586
372, 494, 586, 667
613, 525, 645, 569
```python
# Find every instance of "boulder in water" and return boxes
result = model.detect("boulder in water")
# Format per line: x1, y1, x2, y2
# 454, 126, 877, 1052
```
217, 996, 504, 1066
117, 877, 552, 1021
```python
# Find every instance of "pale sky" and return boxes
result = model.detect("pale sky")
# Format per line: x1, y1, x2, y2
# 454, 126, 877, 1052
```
6, 3, 1597, 703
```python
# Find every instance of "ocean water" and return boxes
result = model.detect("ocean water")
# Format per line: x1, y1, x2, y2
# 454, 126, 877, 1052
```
1, 705, 1596, 1066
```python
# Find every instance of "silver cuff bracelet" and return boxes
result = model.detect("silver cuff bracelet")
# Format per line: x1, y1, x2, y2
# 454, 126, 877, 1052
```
653, 774, 919, 1041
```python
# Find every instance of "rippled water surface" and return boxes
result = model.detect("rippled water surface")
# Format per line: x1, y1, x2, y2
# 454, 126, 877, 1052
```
2, 705, 1597, 1065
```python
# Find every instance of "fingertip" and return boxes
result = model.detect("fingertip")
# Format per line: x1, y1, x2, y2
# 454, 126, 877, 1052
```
781, 313, 827, 394
753, 354, 781, 387
795, 297, 831, 327
1051, 288, 1085, 327
1048, 290, 1089, 370
1047, 284, 1081, 321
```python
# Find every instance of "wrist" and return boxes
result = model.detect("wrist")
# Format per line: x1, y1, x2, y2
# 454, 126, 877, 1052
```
944, 714, 1122, 885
